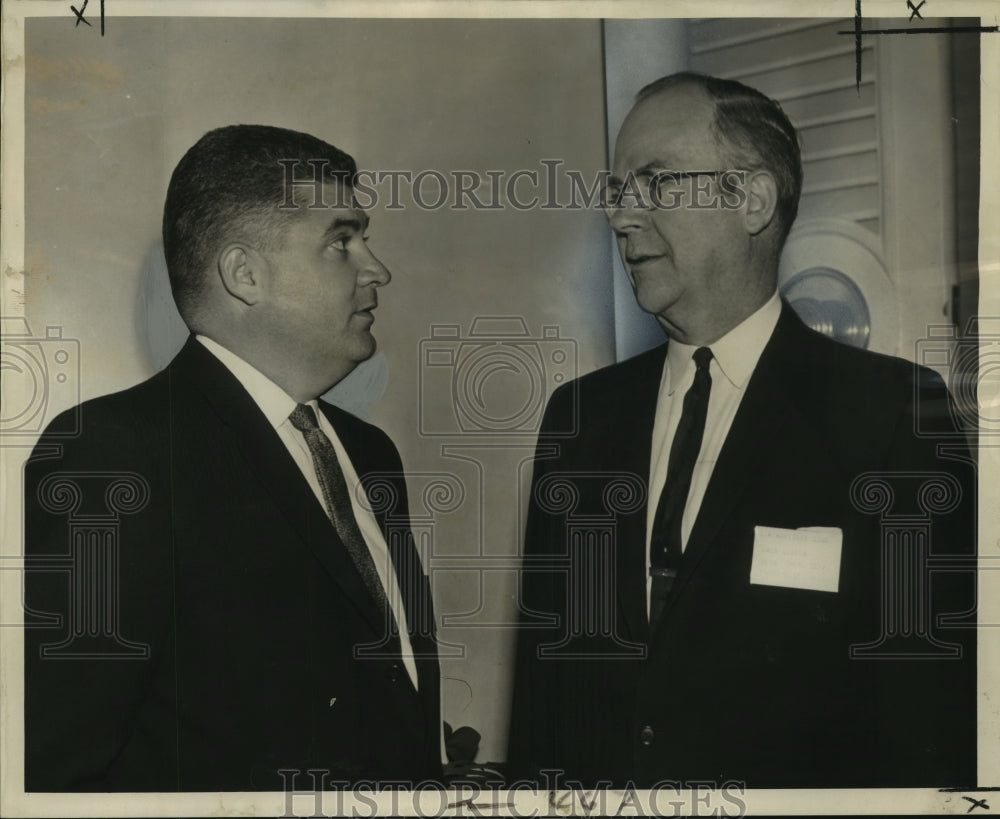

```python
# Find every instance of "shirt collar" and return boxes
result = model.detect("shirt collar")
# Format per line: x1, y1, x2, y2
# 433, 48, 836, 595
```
196, 335, 309, 429
665, 291, 782, 395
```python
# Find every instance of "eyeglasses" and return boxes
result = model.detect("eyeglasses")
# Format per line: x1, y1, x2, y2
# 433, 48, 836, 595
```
601, 169, 750, 213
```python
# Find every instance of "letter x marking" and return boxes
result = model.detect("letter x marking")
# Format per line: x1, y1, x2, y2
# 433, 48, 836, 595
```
70, 0, 92, 27
908, 0, 926, 20
963, 796, 990, 813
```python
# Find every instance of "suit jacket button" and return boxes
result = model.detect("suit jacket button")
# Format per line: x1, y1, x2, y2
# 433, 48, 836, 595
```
639, 726, 655, 747
387, 663, 402, 682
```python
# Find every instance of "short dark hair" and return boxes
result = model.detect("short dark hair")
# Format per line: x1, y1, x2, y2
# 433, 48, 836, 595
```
162, 124, 357, 321
636, 71, 803, 243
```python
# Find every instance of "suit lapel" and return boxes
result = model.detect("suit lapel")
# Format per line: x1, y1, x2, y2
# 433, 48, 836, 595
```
653, 306, 805, 629
326, 412, 395, 549
323, 403, 441, 707
612, 344, 669, 647
663, 302, 803, 632
169, 337, 387, 635
320, 405, 423, 639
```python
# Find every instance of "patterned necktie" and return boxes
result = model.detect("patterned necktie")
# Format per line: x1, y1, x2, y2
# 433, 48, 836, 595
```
648, 346, 713, 631
288, 404, 392, 619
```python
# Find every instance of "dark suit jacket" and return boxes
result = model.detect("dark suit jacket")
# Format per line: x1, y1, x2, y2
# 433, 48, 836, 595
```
24, 337, 441, 791
509, 305, 977, 789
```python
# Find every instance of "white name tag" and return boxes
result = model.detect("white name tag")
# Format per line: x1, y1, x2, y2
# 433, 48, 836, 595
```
750, 525, 843, 593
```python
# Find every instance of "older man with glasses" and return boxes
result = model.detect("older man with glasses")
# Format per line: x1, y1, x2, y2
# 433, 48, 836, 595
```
509, 71, 977, 790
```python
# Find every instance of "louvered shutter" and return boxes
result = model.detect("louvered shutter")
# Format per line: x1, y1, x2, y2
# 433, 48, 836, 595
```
688, 18, 881, 235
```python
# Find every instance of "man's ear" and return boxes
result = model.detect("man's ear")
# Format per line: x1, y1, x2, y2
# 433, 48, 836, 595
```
217, 242, 264, 306
744, 170, 778, 236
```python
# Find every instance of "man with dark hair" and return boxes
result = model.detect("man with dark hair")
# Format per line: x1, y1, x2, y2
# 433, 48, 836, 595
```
24, 125, 442, 791
162, 125, 358, 321
509, 72, 976, 788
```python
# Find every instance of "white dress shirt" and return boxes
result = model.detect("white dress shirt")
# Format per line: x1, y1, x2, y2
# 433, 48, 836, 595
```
645, 293, 782, 615
197, 335, 419, 690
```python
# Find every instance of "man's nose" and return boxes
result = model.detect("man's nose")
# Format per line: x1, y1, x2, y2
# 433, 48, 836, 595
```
606, 201, 647, 235
358, 248, 392, 287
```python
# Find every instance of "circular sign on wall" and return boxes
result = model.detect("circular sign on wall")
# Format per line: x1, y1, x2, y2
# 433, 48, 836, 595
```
778, 218, 898, 356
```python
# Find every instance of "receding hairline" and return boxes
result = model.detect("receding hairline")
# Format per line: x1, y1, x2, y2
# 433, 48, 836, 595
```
637, 72, 712, 100
627, 76, 781, 171
617, 79, 731, 166
634, 78, 729, 134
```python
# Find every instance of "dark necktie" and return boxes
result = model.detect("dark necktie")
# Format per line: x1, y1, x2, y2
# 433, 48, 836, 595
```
648, 346, 713, 631
288, 404, 392, 620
